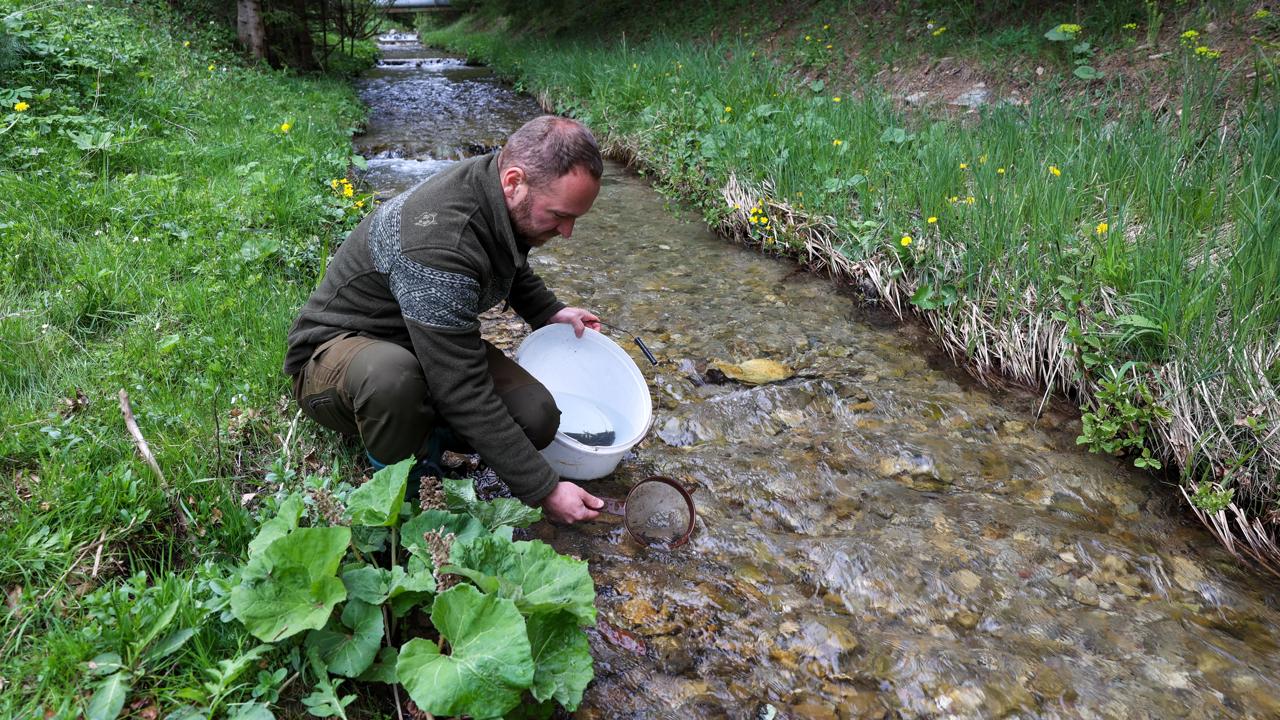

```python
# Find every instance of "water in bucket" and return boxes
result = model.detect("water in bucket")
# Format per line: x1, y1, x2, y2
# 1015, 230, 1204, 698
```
557, 393, 625, 447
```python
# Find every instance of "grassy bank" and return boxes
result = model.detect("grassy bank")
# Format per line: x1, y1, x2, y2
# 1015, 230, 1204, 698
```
421, 5, 1280, 572
0, 0, 369, 714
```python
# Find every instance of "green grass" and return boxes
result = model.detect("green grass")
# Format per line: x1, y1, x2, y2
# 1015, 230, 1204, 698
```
422, 16, 1280, 567
0, 0, 371, 714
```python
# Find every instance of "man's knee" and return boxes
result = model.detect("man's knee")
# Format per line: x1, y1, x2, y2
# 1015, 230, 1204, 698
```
502, 383, 560, 450
346, 341, 435, 460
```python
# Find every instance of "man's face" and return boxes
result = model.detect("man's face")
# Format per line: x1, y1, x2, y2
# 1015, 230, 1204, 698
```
506, 166, 601, 247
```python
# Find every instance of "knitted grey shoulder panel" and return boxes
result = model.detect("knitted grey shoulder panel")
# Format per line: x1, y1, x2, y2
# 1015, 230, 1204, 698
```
368, 188, 480, 331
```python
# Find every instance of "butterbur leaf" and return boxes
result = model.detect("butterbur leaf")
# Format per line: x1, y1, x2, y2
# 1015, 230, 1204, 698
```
231, 527, 350, 642
388, 559, 437, 617
401, 509, 486, 555
305, 600, 384, 677
342, 565, 392, 605
442, 477, 480, 512
440, 476, 544, 528
526, 611, 594, 710
469, 497, 543, 531
448, 535, 596, 625
355, 647, 399, 684
247, 494, 304, 558
397, 585, 534, 719
347, 458, 411, 527
86, 670, 131, 720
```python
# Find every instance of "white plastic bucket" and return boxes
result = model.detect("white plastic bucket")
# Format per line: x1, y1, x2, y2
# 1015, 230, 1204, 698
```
514, 324, 653, 480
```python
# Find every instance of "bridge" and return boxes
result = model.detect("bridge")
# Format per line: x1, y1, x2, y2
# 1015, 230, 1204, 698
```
375, 0, 451, 12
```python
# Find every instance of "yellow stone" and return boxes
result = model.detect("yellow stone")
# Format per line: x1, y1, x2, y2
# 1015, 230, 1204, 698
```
711, 358, 794, 385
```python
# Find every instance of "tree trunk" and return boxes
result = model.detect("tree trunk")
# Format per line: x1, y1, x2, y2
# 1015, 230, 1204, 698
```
236, 0, 267, 60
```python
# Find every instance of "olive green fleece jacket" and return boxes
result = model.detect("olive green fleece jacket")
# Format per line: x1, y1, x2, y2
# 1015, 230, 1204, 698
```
284, 154, 565, 504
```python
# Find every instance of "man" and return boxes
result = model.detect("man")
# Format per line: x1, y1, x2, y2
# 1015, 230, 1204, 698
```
283, 115, 605, 524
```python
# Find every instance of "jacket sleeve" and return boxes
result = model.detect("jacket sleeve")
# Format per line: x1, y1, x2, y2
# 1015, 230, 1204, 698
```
391, 245, 560, 505
507, 260, 564, 329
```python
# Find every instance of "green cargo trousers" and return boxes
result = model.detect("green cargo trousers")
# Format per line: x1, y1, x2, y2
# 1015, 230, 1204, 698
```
290, 332, 560, 464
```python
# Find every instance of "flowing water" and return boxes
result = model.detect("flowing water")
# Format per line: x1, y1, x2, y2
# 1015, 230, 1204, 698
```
356, 33, 1280, 720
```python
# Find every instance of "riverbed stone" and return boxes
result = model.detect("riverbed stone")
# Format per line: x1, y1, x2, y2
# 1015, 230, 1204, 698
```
950, 569, 982, 595
790, 701, 839, 720
1169, 555, 1206, 592
1072, 577, 1100, 606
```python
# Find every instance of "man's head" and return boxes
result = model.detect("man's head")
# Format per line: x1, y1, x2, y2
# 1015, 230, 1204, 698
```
498, 116, 603, 246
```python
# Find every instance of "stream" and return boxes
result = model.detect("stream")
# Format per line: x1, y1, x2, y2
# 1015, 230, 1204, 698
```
355, 32, 1280, 720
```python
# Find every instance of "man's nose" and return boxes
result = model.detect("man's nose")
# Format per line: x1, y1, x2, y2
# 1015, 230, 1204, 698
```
557, 218, 575, 238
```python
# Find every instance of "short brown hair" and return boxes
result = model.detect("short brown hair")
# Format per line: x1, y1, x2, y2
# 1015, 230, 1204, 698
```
499, 115, 603, 187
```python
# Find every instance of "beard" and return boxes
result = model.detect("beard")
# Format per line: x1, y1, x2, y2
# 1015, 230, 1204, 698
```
510, 192, 555, 247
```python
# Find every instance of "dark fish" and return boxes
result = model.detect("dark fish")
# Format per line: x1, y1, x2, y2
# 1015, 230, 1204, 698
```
565, 430, 616, 447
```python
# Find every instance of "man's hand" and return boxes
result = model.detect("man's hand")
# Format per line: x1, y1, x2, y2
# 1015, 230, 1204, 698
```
540, 481, 603, 524
548, 306, 601, 338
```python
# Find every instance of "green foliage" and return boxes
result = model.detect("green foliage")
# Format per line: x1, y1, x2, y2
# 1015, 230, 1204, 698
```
1076, 364, 1171, 470
221, 464, 595, 718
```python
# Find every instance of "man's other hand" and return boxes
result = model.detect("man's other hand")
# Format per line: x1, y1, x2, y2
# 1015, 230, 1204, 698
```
548, 307, 601, 337
540, 481, 603, 524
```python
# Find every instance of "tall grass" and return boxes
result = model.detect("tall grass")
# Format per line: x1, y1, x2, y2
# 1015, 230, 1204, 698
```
424, 22, 1280, 570
0, 0, 368, 714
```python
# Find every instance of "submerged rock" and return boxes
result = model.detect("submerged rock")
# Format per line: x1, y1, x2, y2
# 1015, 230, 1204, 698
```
711, 358, 795, 385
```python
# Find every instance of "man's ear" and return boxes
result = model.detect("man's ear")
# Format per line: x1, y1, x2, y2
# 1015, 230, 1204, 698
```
500, 166, 527, 204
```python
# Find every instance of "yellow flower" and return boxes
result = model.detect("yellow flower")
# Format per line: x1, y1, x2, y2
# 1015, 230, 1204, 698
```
725, 105, 732, 113
1255, 9, 1272, 19
965, 195, 975, 205
343, 185, 354, 198
826, 44, 833, 49
279, 122, 292, 133
823, 24, 830, 30
900, 235, 912, 247
959, 162, 968, 170
1194, 46, 1221, 59
927, 216, 937, 224
631, 63, 638, 69
979, 154, 988, 164
13, 101, 29, 112
932, 26, 947, 36
997, 167, 1006, 174
1057, 23, 1082, 35
1096, 222, 1109, 235
833, 96, 841, 102
183, 40, 191, 47
1049, 165, 1061, 177
330, 179, 340, 189
1180, 29, 1200, 45
208, 63, 216, 71
833, 139, 843, 146
355, 200, 365, 208
805, 35, 812, 41
949, 195, 959, 203
749, 216, 758, 225
1122, 22, 1138, 30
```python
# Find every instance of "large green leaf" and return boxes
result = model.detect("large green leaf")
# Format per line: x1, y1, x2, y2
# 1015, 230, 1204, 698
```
441, 478, 543, 530
397, 585, 534, 719
231, 526, 350, 642
356, 646, 399, 684
305, 600, 384, 677
401, 509, 486, 556
526, 611, 593, 710
247, 494, 304, 557
446, 535, 596, 625
387, 559, 437, 617
342, 564, 392, 605
347, 458, 411, 527
86, 670, 130, 720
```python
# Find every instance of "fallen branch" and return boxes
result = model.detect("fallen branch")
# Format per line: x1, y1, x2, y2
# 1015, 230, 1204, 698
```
119, 389, 166, 487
